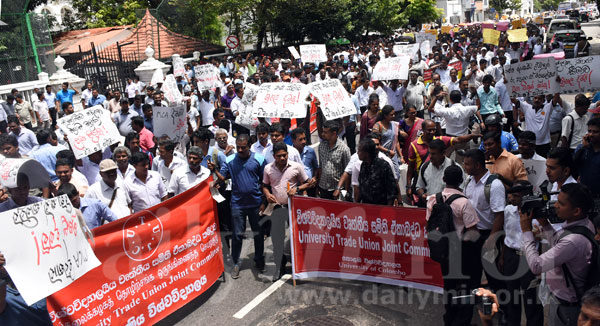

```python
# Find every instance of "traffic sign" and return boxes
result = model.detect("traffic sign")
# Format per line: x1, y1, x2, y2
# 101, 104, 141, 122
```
226, 35, 240, 50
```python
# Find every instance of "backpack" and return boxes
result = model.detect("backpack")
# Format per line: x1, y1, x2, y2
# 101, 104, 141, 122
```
558, 225, 600, 303
467, 173, 499, 203
426, 193, 465, 263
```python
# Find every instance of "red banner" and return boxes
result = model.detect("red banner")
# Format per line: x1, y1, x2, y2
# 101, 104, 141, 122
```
46, 180, 224, 326
289, 197, 443, 293
423, 61, 463, 85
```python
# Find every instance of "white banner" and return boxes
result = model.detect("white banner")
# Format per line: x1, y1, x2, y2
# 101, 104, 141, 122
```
288, 46, 301, 60
521, 158, 548, 194
57, 106, 121, 159
415, 32, 436, 44
556, 55, 600, 94
150, 68, 164, 86
235, 83, 260, 129
0, 195, 100, 305
153, 105, 187, 143
173, 57, 185, 77
162, 74, 184, 105
252, 82, 310, 119
194, 64, 220, 91
393, 44, 420, 58
420, 40, 431, 57
299, 44, 327, 63
371, 56, 410, 81
309, 79, 356, 120
504, 57, 559, 97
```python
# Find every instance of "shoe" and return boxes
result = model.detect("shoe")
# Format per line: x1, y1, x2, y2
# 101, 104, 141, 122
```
231, 265, 240, 279
255, 259, 265, 272
273, 256, 287, 281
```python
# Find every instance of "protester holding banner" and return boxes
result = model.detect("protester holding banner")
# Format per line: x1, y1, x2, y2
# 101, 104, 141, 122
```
124, 151, 167, 212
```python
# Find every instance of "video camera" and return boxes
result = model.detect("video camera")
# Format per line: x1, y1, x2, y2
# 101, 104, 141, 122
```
520, 180, 560, 224
451, 289, 494, 315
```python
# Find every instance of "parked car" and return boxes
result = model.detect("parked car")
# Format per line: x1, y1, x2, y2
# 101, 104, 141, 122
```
552, 30, 592, 58
565, 9, 580, 22
580, 11, 590, 22
546, 18, 579, 44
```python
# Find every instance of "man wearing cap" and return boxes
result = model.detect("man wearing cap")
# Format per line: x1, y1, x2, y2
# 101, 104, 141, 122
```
113, 98, 139, 137
85, 159, 133, 219
404, 70, 427, 118
478, 114, 518, 152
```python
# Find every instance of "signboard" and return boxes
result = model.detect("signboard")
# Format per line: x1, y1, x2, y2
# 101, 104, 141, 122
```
521, 158, 548, 194
252, 82, 310, 119
153, 105, 187, 143
511, 19, 522, 29
481, 22, 495, 29
392, 44, 420, 58
556, 56, 600, 94
483, 28, 500, 46
173, 56, 185, 77
496, 21, 509, 31
194, 64, 220, 91
235, 83, 260, 129
290, 196, 443, 293
0, 195, 100, 305
299, 44, 328, 63
47, 181, 224, 326
309, 79, 356, 120
226, 35, 240, 50
423, 61, 463, 84
288, 46, 301, 60
162, 74, 184, 105
507, 28, 528, 42
504, 57, 558, 97
58, 106, 121, 159
371, 56, 410, 81
420, 40, 431, 57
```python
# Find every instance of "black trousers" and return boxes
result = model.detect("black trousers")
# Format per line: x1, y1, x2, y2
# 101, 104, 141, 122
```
49, 107, 57, 129
503, 246, 544, 326
318, 187, 335, 200
217, 189, 232, 255
344, 122, 357, 154
473, 230, 504, 293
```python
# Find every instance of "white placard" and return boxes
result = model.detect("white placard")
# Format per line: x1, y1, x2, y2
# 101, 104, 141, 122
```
153, 105, 186, 143
162, 74, 184, 105
309, 79, 356, 120
288, 46, 301, 60
57, 106, 121, 159
504, 57, 559, 97
252, 82, 310, 119
521, 158, 548, 194
371, 56, 410, 81
556, 55, 600, 94
415, 32, 436, 44
150, 68, 164, 86
194, 64, 220, 91
0, 195, 100, 305
173, 57, 185, 77
393, 44, 420, 58
299, 44, 327, 63
235, 83, 260, 129
420, 40, 431, 57
0, 159, 50, 189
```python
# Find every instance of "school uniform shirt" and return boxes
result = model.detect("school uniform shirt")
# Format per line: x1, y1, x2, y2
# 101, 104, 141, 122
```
465, 171, 506, 230
520, 100, 553, 145
561, 110, 590, 149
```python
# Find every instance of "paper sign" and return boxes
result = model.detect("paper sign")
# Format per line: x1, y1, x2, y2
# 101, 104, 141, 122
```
556, 56, 600, 94
235, 83, 260, 129
393, 44, 420, 57
422, 24, 432, 30
496, 21, 510, 31
153, 105, 186, 143
511, 19, 522, 29
415, 32, 436, 44
252, 82, 310, 119
150, 68, 164, 86
288, 46, 301, 60
425, 29, 438, 40
507, 28, 528, 42
173, 56, 185, 77
420, 40, 432, 56
0, 195, 100, 305
58, 106, 121, 159
309, 79, 356, 120
371, 55, 410, 81
162, 74, 184, 105
0, 158, 50, 189
441, 26, 452, 34
521, 158, 548, 194
483, 28, 500, 46
299, 44, 328, 63
504, 57, 559, 97
195, 64, 220, 91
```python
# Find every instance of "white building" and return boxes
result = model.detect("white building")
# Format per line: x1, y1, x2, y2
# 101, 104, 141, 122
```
33, 0, 77, 31
437, 0, 465, 24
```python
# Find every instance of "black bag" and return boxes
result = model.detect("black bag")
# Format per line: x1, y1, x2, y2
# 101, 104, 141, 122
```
559, 225, 600, 302
426, 193, 465, 263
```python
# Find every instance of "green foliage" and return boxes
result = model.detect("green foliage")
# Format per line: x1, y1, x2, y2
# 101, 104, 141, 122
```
489, 0, 522, 13
399, 0, 443, 27
533, 0, 561, 11
156, 0, 223, 44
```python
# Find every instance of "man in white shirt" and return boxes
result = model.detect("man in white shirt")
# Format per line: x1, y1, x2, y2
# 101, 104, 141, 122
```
125, 78, 138, 104
263, 123, 302, 164
560, 94, 590, 151
250, 122, 272, 155
494, 77, 514, 130
546, 147, 577, 201
355, 77, 374, 114
465, 59, 485, 89
516, 131, 548, 194
78, 150, 103, 185
404, 70, 427, 116
81, 82, 93, 109
33, 92, 51, 129
380, 79, 405, 118
513, 94, 559, 158
167, 146, 210, 197
85, 159, 133, 219
445, 68, 460, 93
198, 90, 214, 127
151, 138, 186, 187
433, 56, 451, 84
124, 152, 167, 213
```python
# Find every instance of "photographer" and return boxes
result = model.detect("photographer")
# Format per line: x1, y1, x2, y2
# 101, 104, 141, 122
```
520, 183, 596, 326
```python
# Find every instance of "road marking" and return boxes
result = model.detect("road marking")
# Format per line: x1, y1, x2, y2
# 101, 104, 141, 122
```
233, 274, 291, 319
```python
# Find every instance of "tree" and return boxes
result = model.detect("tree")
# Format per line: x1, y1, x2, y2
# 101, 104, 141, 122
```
155, 0, 223, 44
534, 0, 561, 11
398, 0, 443, 28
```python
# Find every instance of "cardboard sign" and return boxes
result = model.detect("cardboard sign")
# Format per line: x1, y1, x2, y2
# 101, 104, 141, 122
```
173, 56, 185, 77
0, 195, 100, 305
441, 26, 452, 34
371, 56, 410, 81
483, 28, 500, 46
507, 28, 528, 42
162, 74, 184, 105
235, 83, 260, 129
521, 158, 548, 194
511, 19, 522, 29
58, 106, 121, 159
0, 158, 50, 189
194, 64, 220, 91
290, 196, 443, 293
299, 44, 328, 63
288, 46, 301, 60
556, 56, 600, 94
150, 68, 164, 86
309, 79, 356, 120
505, 57, 559, 97
252, 82, 310, 119
48, 181, 224, 325
424, 61, 462, 84
425, 29, 438, 40
393, 44, 420, 58
153, 105, 187, 143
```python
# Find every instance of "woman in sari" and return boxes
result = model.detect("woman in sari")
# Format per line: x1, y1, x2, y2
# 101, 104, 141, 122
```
359, 93, 380, 140
373, 105, 402, 176
399, 106, 424, 161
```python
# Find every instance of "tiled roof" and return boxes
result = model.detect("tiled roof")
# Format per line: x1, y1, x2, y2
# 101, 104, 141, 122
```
53, 26, 133, 55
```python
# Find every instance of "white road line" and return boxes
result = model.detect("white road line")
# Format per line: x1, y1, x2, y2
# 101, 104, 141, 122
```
233, 274, 292, 319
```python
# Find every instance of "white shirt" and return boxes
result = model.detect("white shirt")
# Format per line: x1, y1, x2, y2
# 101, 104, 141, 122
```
167, 165, 210, 195
374, 87, 388, 107
355, 86, 374, 107
465, 171, 506, 230
187, 107, 200, 131
432, 103, 477, 136
416, 157, 463, 194
81, 89, 93, 105
230, 97, 244, 115
33, 100, 50, 122
520, 101, 553, 145
382, 85, 405, 112
126, 83, 138, 98
151, 154, 187, 187
504, 205, 540, 249
198, 99, 214, 126
117, 164, 135, 183
124, 170, 167, 213
78, 157, 102, 185
561, 111, 590, 149
251, 140, 272, 156
495, 81, 512, 112
135, 81, 146, 93
84, 179, 132, 219
264, 144, 302, 165
551, 175, 577, 201
434, 67, 451, 84
445, 79, 460, 93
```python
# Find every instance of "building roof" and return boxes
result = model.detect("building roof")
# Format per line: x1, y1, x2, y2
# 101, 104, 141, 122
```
53, 26, 133, 55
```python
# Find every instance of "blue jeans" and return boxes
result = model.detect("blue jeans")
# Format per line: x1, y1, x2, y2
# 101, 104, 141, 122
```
231, 206, 264, 265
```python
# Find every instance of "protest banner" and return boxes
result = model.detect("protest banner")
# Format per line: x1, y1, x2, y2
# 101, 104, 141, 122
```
496, 21, 509, 31
150, 68, 164, 86
392, 44, 420, 58
47, 181, 224, 325
507, 28, 528, 42
289, 197, 443, 293
288, 46, 301, 60
511, 19, 522, 29
153, 105, 186, 143
425, 29, 438, 40
504, 57, 558, 97
556, 55, 600, 94
521, 158, 548, 194
423, 61, 462, 84
162, 74, 184, 105
481, 22, 495, 29
482, 28, 500, 46
194, 64, 220, 91
173, 57, 185, 77
299, 44, 327, 63
0, 195, 100, 305
309, 79, 356, 120
371, 56, 410, 81
415, 32, 436, 44
252, 82, 310, 119
235, 83, 260, 129
420, 40, 431, 57
57, 106, 121, 160
441, 26, 452, 34
421, 24, 432, 30
0, 158, 50, 189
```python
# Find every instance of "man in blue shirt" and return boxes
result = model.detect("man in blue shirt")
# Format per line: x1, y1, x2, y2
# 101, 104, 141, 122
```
210, 134, 266, 279
291, 127, 319, 197
87, 88, 106, 107
28, 129, 67, 183
479, 114, 518, 153
57, 182, 118, 229
54, 82, 79, 110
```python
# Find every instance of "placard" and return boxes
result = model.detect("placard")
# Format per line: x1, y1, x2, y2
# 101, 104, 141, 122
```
441, 26, 452, 34
309, 79, 357, 120
235, 83, 260, 129
556, 56, 600, 94
521, 158, 548, 194
507, 28, 528, 42
511, 19, 522, 29
299, 44, 328, 63
504, 57, 558, 97
0, 195, 100, 305
483, 28, 500, 46
150, 68, 164, 86
173, 57, 185, 77
482, 22, 495, 29
371, 56, 410, 81
415, 32, 436, 44
496, 21, 509, 31
252, 83, 310, 119
420, 40, 432, 57
153, 105, 186, 143
194, 64, 220, 91
0, 158, 50, 189
393, 44, 420, 58
57, 106, 121, 159
162, 74, 184, 105
288, 46, 301, 60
